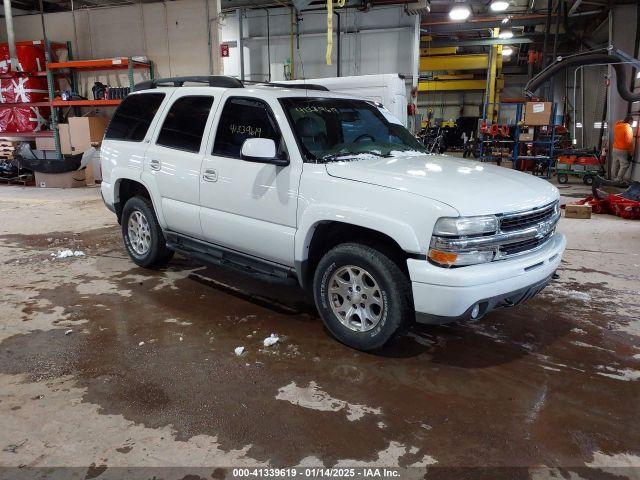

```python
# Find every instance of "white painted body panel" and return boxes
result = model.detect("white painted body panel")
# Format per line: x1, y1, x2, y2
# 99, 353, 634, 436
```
144, 90, 221, 238
199, 89, 302, 266
324, 154, 560, 217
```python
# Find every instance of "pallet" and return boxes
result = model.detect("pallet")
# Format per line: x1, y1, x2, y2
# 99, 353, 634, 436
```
0, 140, 19, 148
0, 173, 33, 185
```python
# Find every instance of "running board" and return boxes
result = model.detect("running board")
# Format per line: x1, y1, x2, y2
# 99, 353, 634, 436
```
165, 232, 297, 283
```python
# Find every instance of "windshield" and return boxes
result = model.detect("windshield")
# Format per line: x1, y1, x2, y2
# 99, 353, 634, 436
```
279, 97, 427, 162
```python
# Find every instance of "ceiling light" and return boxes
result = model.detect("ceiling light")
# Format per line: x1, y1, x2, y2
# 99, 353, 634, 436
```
498, 30, 513, 39
449, 2, 471, 20
501, 17, 510, 24
490, 0, 509, 12
502, 46, 514, 56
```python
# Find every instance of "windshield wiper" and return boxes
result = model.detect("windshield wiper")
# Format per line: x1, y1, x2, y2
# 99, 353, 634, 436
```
319, 150, 390, 163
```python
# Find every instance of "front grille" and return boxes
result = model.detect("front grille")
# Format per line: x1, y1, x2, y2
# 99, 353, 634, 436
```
499, 232, 553, 256
499, 202, 557, 232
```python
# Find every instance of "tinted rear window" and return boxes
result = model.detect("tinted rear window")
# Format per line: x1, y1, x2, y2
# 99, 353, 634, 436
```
105, 93, 165, 142
156, 96, 214, 153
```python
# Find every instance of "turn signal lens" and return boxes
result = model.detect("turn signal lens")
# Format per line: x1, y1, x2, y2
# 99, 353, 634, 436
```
428, 248, 495, 267
428, 249, 458, 265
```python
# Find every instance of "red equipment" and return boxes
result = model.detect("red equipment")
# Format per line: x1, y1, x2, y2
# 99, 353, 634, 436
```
574, 181, 640, 220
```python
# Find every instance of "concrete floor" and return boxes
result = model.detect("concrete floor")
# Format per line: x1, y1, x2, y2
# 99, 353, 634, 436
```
0, 181, 639, 479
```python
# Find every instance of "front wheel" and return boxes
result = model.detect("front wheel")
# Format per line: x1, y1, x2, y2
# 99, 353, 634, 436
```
313, 243, 412, 351
121, 196, 174, 268
557, 173, 569, 184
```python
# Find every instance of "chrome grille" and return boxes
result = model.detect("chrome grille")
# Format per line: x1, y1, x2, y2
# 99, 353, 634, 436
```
499, 202, 557, 232
499, 231, 554, 256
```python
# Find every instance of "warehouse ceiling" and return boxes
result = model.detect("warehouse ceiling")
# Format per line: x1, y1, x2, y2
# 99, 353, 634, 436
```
0, 0, 628, 64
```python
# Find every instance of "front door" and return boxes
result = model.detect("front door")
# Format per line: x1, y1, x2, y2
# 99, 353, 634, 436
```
199, 95, 301, 266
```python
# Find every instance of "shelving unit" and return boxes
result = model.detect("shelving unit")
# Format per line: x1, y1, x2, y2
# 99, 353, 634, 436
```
45, 54, 155, 159
478, 102, 560, 179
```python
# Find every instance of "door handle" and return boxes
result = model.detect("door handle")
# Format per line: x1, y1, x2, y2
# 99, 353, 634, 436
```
203, 168, 218, 182
149, 159, 161, 171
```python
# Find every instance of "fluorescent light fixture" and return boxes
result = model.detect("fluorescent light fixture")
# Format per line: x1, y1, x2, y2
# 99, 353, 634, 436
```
572, 138, 577, 145
449, 3, 471, 20
490, 0, 509, 11
502, 46, 514, 56
637, 71, 640, 79
498, 30, 513, 39
633, 120, 638, 128
501, 17, 510, 23
576, 122, 583, 128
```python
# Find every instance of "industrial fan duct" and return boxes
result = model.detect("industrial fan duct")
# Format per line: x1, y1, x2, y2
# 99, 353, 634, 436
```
524, 49, 640, 103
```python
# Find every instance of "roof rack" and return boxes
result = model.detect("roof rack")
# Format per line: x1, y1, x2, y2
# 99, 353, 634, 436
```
133, 75, 244, 91
257, 82, 330, 92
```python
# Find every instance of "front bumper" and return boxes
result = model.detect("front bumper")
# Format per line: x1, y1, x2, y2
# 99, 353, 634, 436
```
408, 232, 566, 324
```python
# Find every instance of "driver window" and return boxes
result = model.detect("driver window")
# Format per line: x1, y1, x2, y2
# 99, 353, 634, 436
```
213, 97, 285, 159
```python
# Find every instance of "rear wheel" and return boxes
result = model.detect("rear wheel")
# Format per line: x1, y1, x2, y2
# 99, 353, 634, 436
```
313, 243, 412, 351
121, 196, 174, 268
557, 173, 569, 184
583, 174, 594, 185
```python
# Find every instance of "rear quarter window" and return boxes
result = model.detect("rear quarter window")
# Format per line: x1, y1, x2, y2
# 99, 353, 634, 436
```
104, 93, 166, 142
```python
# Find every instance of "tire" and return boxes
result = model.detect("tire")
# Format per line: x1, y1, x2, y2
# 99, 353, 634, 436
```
557, 173, 569, 184
121, 196, 174, 268
583, 175, 594, 186
313, 242, 413, 351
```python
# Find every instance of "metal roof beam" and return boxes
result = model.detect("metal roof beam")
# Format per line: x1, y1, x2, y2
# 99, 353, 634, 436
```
425, 36, 535, 47
421, 13, 558, 33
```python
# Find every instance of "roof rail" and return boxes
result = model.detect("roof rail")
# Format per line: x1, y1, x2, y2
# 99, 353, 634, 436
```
258, 82, 330, 92
133, 76, 244, 91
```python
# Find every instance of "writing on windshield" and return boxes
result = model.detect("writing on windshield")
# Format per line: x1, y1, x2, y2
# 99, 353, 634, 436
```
280, 97, 426, 163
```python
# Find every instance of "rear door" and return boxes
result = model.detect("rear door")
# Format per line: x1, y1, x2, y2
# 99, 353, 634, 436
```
144, 92, 217, 238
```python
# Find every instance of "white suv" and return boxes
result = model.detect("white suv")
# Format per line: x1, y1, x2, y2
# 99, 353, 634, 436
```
101, 76, 566, 351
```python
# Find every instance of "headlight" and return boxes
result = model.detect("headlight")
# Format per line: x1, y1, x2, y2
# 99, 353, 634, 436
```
433, 215, 498, 237
428, 248, 495, 267
429, 215, 499, 267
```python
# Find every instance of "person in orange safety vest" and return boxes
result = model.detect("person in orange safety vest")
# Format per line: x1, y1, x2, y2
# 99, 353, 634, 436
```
611, 115, 635, 182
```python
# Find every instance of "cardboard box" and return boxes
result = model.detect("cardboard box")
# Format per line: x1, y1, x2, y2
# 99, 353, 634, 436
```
35, 169, 86, 188
35, 136, 56, 151
519, 127, 534, 141
565, 204, 592, 219
524, 102, 552, 126
58, 123, 73, 155
68, 116, 109, 154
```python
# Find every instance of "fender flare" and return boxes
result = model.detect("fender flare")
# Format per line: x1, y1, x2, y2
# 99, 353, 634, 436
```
113, 172, 167, 228
294, 205, 424, 286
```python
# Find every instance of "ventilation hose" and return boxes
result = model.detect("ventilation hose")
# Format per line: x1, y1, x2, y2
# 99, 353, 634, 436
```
524, 52, 640, 103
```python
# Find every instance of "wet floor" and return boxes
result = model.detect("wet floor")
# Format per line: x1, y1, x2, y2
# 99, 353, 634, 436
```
0, 186, 639, 479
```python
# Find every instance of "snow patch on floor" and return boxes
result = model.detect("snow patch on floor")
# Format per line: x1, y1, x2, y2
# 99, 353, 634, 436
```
596, 366, 640, 382
164, 318, 193, 326
276, 381, 381, 421
263, 333, 279, 347
586, 451, 640, 478
52, 249, 85, 259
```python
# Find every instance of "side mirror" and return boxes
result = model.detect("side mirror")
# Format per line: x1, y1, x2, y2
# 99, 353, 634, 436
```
240, 138, 289, 167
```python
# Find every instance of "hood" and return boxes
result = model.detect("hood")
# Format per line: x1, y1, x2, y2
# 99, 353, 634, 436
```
325, 153, 559, 216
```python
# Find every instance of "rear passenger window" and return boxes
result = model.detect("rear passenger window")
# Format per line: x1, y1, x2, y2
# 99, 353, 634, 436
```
213, 97, 282, 158
156, 96, 214, 153
105, 93, 165, 142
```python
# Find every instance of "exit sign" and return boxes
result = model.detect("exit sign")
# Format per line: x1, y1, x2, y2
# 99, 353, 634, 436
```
220, 44, 229, 57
